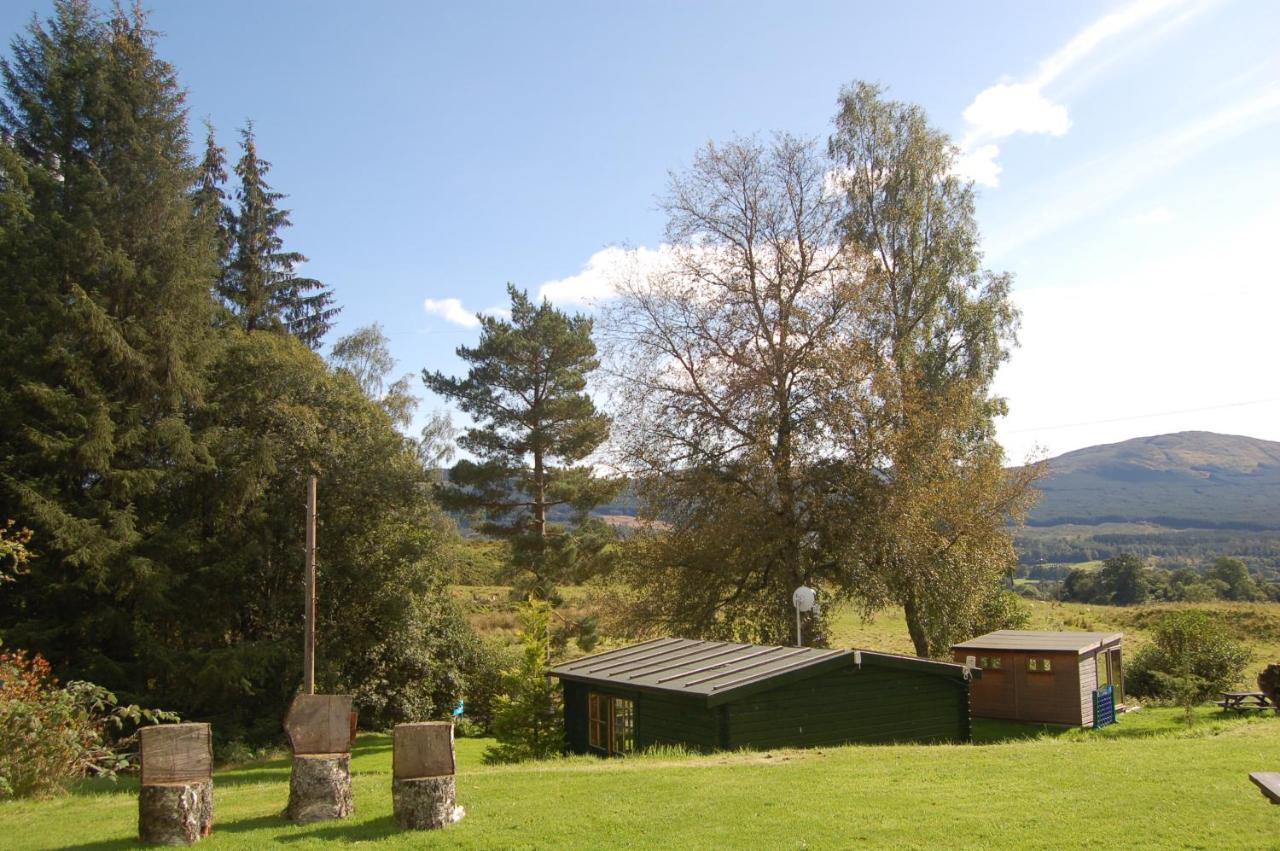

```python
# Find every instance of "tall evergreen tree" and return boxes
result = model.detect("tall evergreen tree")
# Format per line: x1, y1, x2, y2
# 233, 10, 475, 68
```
424, 285, 618, 597
192, 120, 234, 287
223, 123, 338, 348
0, 0, 217, 679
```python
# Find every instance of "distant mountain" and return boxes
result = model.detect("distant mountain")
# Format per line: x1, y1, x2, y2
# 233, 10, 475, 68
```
1027, 432, 1280, 530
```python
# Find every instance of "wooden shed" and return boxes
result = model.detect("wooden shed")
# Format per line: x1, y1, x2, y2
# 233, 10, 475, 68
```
550, 637, 975, 756
951, 630, 1124, 727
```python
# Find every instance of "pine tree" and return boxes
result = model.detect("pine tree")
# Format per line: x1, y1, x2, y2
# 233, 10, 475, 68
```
424, 285, 618, 598
192, 120, 234, 288
0, 0, 217, 677
223, 123, 338, 348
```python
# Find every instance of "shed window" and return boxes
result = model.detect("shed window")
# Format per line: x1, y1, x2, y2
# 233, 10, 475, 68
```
1027, 657, 1053, 673
978, 656, 1003, 670
587, 693, 634, 755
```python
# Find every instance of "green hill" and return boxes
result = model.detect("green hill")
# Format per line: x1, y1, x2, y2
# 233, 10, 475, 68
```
1028, 431, 1280, 530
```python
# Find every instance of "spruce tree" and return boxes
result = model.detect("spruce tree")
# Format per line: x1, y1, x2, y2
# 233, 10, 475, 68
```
424, 285, 618, 598
0, 0, 217, 680
223, 123, 338, 348
192, 121, 235, 287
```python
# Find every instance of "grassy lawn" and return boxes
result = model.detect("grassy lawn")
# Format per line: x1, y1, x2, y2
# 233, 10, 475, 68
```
3, 708, 1279, 849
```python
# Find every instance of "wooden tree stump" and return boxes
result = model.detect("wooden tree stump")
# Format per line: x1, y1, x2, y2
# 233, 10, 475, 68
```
393, 776, 463, 829
392, 722, 463, 830
138, 724, 214, 845
286, 754, 353, 823
284, 694, 356, 823
139, 780, 214, 845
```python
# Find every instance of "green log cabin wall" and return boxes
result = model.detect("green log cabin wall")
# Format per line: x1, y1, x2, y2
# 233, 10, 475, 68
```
560, 660, 970, 755
723, 665, 968, 750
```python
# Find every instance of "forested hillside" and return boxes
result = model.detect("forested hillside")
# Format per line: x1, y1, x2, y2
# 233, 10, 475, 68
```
1027, 432, 1280, 529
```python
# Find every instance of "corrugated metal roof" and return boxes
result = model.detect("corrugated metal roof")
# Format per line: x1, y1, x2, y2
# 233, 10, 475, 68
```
951, 630, 1122, 654
551, 637, 969, 705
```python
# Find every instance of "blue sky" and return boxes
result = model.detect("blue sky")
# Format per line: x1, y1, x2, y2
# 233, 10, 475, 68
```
4, 0, 1278, 461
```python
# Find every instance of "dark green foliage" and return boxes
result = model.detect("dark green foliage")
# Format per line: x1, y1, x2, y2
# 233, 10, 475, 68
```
0, 3, 478, 744
484, 599, 563, 763
1126, 610, 1251, 702
0, 648, 178, 799
425, 285, 618, 597
456, 638, 515, 734
193, 121, 234, 283
1206, 556, 1260, 601
0, 0, 217, 654
1099, 554, 1150, 604
221, 123, 338, 349
1054, 553, 1268, 605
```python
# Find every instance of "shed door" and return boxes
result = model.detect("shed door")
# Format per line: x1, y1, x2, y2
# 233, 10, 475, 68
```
587, 693, 635, 756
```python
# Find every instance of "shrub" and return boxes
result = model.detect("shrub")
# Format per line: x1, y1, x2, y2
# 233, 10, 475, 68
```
1126, 610, 1251, 703
461, 638, 515, 735
0, 649, 178, 799
483, 599, 563, 764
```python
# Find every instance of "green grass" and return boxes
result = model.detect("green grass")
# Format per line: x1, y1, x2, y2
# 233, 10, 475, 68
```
4, 709, 1280, 849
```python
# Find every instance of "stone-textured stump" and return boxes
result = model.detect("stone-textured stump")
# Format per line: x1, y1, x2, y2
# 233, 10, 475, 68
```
393, 775, 463, 829
284, 694, 356, 823
139, 723, 214, 845
286, 754, 354, 823
139, 780, 213, 845
392, 721, 463, 830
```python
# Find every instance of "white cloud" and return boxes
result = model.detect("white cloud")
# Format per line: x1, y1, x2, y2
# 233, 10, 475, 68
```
1123, 206, 1174, 225
962, 83, 1072, 142
956, 0, 1209, 186
537, 245, 673, 307
989, 85, 1280, 256
993, 203, 1280, 463
422, 297, 479, 327
951, 143, 1003, 188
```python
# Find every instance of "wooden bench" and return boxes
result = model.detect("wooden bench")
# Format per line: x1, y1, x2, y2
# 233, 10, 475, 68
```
1216, 691, 1275, 713
1250, 772, 1280, 805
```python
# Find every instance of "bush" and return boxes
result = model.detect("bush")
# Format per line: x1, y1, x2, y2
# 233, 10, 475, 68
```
461, 638, 515, 735
1127, 610, 1251, 703
483, 600, 563, 764
0, 649, 178, 799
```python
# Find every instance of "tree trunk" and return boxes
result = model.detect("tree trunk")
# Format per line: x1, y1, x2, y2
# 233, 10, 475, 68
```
392, 776, 465, 830
138, 780, 213, 845
903, 590, 931, 658
286, 754, 353, 823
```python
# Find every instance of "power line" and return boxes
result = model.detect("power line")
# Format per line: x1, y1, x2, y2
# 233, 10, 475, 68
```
1005, 396, 1280, 435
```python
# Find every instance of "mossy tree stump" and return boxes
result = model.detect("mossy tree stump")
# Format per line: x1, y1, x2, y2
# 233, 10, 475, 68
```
286, 754, 354, 823
392, 722, 464, 830
138, 724, 214, 845
284, 694, 356, 823
139, 781, 213, 845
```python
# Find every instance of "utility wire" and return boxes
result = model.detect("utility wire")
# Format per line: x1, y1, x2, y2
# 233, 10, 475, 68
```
1005, 396, 1280, 435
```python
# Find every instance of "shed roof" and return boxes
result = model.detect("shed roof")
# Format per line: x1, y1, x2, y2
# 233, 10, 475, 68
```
951, 630, 1122, 655
551, 637, 971, 707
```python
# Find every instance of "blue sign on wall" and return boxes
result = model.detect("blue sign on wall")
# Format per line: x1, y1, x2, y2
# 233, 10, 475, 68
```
1093, 684, 1115, 729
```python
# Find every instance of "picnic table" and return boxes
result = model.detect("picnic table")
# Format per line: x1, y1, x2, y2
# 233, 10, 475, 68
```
1217, 691, 1275, 713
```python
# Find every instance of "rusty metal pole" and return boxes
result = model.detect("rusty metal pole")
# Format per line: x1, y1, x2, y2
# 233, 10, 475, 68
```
304, 475, 317, 695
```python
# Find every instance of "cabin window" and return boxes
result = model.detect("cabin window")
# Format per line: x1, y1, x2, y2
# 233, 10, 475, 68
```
978, 656, 1003, 670
587, 693, 634, 755
1027, 657, 1053, 673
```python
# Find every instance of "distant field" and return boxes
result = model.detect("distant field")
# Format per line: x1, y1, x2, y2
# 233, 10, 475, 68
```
2, 709, 1278, 849
827, 598, 1280, 683
455, 584, 1280, 684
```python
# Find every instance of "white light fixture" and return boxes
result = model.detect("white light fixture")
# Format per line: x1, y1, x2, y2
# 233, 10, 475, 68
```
792, 585, 816, 646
